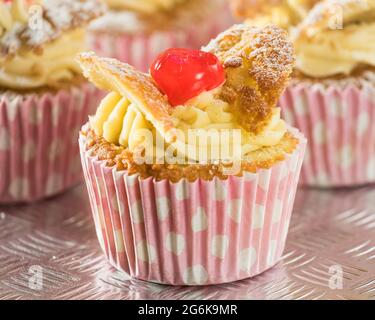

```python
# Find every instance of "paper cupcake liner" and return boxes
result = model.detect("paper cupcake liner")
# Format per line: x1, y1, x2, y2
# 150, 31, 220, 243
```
87, 4, 234, 72
280, 80, 375, 187
79, 128, 306, 285
0, 83, 101, 204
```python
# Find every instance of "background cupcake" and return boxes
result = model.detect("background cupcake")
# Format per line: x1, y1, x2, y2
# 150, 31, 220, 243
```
78, 24, 306, 285
87, 0, 234, 72
230, 0, 320, 28
0, 0, 104, 204
231, 0, 375, 187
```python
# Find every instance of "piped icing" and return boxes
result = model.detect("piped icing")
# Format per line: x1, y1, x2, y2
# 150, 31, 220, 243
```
0, 0, 104, 90
0, 0, 31, 38
89, 88, 286, 159
293, 0, 375, 77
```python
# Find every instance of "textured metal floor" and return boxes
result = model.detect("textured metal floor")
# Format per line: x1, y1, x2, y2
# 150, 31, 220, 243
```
0, 183, 374, 300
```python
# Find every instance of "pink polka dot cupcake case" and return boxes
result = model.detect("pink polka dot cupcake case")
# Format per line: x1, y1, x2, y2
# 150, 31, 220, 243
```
79, 128, 306, 285
0, 85, 102, 203
280, 77, 375, 187
0, 0, 105, 203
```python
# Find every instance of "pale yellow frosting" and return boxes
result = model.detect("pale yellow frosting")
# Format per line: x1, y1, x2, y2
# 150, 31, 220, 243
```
242, 0, 375, 77
294, 22, 375, 77
90, 89, 287, 162
105, 0, 184, 13
243, 0, 318, 29
0, 0, 102, 90
0, 0, 31, 37
293, 0, 375, 77
0, 29, 86, 90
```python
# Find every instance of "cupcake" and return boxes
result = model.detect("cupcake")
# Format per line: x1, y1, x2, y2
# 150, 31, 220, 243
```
0, 0, 105, 204
87, 0, 234, 72
78, 24, 306, 285
232, 0, 375, 187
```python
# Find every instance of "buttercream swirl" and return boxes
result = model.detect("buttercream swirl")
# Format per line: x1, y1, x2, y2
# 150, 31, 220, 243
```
90, 88, 287, 162
0, 0, 32, 38
0, 29, 85, 90
0, 0, 103, 90
294, 22, 375, 77
239, 0, 375, 77
293, 0, 375, 77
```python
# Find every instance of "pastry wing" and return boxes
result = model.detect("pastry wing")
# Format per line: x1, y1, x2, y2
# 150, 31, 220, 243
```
78, 52, 178, 142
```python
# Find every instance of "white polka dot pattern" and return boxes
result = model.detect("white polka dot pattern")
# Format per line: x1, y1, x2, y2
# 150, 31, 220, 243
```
156, 197, 170, 220
329, 97, 347, 117
22, 142, 36, 162
272, 200, 283, 223
227, 199, 242, 223
258, 171, 271, 190
114, 230, 125, 253
294, 95, 308, 115
6, 97, 19, 121
9, 178, 29, 200
357, 112, 370, 137
314, 172, 330, 186
239, 248, 257, 272
336, 145, 354, 169
80, 126, 307, 285
136, 241, 156, 263
183, 265, 209, 285
125, 175, 138, 187
45, 174, 63, 196
243, 172, 256, 182
0, 83, 97, 203
111, 195, 124, 213
165, 232, 185, 256
130, 201, 144, 224
191, 207, 208, 232
211, 235, 229, 259
213, 182, 226, 201
279, 163, 289, 181
175, 182, 189, 200
28, 107, 43, 125
267, 240, 277, 266
280, 82, 375, 187
52, 105, 61, 127
313, 122, 326, 145
48, 140, 63, 160
252, 205, 265, 229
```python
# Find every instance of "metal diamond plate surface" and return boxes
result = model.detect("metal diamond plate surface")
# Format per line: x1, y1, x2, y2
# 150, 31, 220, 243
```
0, 184, 374, 300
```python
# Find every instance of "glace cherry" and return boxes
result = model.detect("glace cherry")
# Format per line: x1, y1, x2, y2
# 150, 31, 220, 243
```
150, 48, 225, 106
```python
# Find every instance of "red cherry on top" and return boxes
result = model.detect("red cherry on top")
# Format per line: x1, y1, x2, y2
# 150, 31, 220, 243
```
150, 48, 225, 107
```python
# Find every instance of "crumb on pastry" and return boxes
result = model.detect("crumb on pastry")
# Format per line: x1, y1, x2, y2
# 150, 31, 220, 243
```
203, 24, 295, 134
